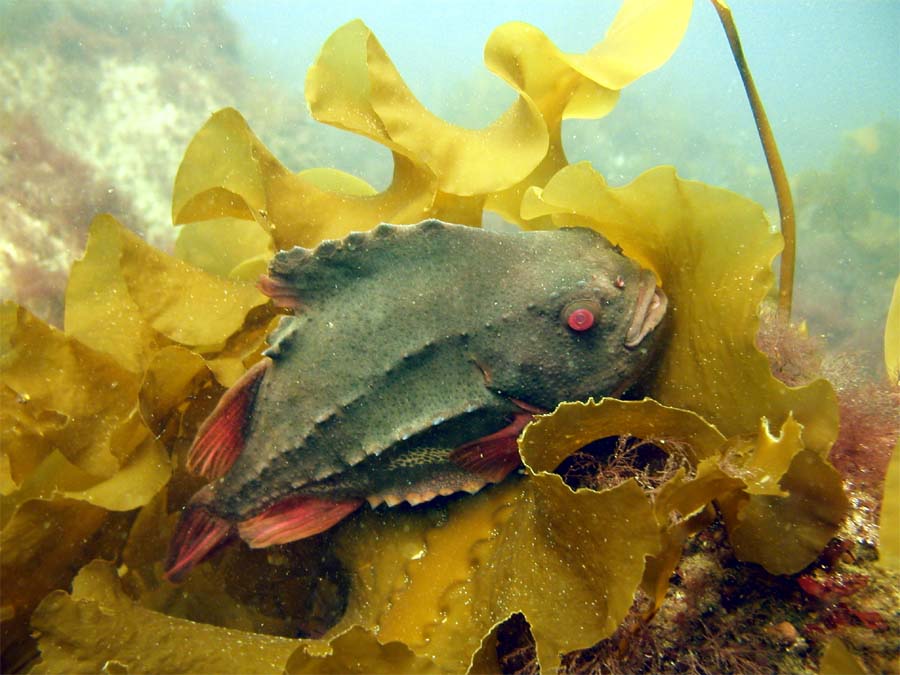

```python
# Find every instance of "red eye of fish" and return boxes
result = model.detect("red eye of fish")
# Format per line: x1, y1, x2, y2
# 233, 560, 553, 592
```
562, 300, 600, 332
567, 308, 594, 331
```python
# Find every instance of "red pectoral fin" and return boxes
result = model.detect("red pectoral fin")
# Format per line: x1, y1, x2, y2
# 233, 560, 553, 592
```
164, 504, 236, 583
186, 359, 269, 480
238, 496, 364, 549
449, 413, 533, 483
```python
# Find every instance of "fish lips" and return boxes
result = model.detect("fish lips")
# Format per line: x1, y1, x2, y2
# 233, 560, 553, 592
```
625, 270, 668, 348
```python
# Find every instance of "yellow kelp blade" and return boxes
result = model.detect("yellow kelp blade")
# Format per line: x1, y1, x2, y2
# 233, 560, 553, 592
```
0, 384, 58, 496
313, 0, 693, 195
285, 626, 439, 675
467, 620, 505, 675
1, 302, 173, 666
174, 1, 691, 248
720, 453, 848, 575
331, 474, 659, 673
484, 0, 690, 124
265, 153, 438, 248
485, 0, 691, 222
174, 217, 274, 279
878, 439, 900, 571
201, 309, 281, 388
579, 0, 693, 90
56, 435, 169, 511
118, 223, 267, 349
64, 216, 156, 373
67, 215, 267, 358
306, 19, 548, 197
66, 216, 267, 364
2, 400, 167, 514
4, 211, 271, 656
31, 559, 439, 675
172, 107, 438, 250
31, 561, 299, 675
738, 414, 805, 497
137, 346, 212, 438
522, 162, 838, 452
1, 500, 110, 674
172, 107, 284, 224
519, 397, 727, 474
885, 274, 900, 384
819, 637, 869, 675
2, 302, 140, 478
1, 437, 166, 514
522, 164, 848, 574
519, 397, 740, 614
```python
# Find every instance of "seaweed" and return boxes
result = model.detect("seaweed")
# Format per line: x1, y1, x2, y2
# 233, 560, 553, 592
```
709, 0, 796, 319
1, 0, 893, 673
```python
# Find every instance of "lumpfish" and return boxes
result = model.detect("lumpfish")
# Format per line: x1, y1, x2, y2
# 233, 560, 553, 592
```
164, 220, 668, 580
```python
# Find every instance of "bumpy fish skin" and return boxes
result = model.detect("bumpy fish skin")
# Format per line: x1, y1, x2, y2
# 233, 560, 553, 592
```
165, 220, 667, 579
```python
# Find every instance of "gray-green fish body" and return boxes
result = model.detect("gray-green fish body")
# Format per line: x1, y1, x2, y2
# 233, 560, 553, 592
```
165, 220, 667, 580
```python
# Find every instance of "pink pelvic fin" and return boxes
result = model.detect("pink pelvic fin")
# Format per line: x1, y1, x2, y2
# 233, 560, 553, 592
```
238, 496, 364, 549
449, 413, 533, 482
164, 504, 236, 583
186, 359, 269, 480
258, 274, 303, 309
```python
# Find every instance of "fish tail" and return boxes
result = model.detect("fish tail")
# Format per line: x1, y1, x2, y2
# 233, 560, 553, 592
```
164, 502, 236, 583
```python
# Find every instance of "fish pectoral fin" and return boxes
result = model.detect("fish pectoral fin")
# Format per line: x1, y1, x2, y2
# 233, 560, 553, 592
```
164, 504, 236, 583
237, 496, 364, 549
448, 412, 532, 482
186, 359, 269, 480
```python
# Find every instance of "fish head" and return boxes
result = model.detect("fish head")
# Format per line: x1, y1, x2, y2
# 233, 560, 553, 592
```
468, 227, 668, 410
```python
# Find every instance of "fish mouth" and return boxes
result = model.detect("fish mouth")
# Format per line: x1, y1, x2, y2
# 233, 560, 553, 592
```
625, 270, 668, 349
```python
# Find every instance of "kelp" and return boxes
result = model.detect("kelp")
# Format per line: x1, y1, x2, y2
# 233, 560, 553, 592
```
1, 214, 273, 668
32, 560, 441, 674
285, 626, 440, 675
171, 1, 691, 249
520, 162, 838, 449
2, 304, 141, 481
879, 286, 900, 571
519, 163, 846, 577
886, 275, 900, 384
31, 561, 300, 675
174, 217, 274, 282
710, 0, 796, 319
66, 214, 269, 373
819, 637, 869, 675
331, 474, 659, 673
0, 0, 860, 672
880, 440, 900, 571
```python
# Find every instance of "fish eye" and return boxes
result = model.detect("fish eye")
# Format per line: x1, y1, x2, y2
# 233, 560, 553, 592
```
561, 299, 601, 332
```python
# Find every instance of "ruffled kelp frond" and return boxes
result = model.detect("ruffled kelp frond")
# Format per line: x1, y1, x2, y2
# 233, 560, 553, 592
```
170, 0, 692, 251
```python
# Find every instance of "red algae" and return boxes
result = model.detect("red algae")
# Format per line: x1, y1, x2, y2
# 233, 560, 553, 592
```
827, 376, 899, 499
0, 114, 144, 325
756, 303, 825, 387
757, 305, 899, 503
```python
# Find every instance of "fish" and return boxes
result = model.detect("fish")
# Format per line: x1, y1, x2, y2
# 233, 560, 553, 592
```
164, 219, 668, 581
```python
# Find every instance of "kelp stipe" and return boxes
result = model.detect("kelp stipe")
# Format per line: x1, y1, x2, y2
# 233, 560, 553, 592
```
710, 0, 796, 320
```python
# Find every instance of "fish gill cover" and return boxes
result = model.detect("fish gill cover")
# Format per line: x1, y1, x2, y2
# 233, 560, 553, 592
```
0, 0, 894, 673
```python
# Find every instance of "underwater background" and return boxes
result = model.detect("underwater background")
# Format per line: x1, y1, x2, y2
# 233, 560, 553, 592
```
1, 1, 898, 674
